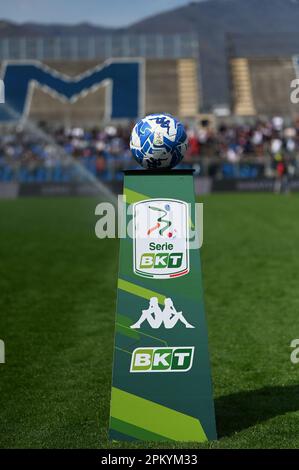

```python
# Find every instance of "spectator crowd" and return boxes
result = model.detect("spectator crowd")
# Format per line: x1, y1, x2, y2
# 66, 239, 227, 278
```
1, 116, 299, 183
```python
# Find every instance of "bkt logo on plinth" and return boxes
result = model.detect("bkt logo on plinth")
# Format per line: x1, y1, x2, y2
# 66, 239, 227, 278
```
130, 347, 195, 373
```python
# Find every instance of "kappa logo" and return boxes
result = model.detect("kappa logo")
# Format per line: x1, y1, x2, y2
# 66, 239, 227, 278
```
149, 116, 172, 134
130, 346, 194, 373
130, 297, 195, 330
133, 199, 189, 279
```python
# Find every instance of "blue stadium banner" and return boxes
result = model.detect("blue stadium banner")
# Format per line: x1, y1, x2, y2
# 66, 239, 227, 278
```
0, 60, 143, 121
109, 170, 217, 442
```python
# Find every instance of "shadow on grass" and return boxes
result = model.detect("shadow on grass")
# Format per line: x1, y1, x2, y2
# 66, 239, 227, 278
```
215, 385, 299, 438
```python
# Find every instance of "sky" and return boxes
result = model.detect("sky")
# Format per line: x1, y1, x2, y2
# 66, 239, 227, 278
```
0, 0, 198, 27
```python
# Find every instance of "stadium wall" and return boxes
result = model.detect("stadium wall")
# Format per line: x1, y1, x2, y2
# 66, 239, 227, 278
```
230, 57, 298, 117
0, 58, 199, 125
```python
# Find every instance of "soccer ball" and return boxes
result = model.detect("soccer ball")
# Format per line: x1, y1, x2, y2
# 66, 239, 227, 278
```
130, 113, 188, 169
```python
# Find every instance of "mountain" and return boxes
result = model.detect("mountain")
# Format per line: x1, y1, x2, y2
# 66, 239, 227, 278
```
0, 20, 113, 37
3, 0, 299, 38
128, 0, 299, 109
129, 0, 299, 35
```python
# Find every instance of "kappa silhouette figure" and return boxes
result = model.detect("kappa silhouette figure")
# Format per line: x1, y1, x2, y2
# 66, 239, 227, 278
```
130, 297, 195, 329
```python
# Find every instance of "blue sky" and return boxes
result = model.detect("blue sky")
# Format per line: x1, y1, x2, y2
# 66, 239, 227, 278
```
0, 0, 195, 27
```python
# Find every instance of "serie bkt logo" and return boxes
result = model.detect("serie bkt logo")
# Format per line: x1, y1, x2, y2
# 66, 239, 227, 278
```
133, 199, 189, 279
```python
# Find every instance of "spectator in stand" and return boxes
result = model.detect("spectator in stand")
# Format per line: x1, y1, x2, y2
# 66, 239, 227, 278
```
186, 129, 200, 161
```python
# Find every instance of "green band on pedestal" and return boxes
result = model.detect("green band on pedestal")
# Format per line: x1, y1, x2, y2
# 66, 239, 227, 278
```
110, 387, 207, 442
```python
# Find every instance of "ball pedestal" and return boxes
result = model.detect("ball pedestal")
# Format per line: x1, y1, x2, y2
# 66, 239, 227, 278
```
109, 170, 217, 442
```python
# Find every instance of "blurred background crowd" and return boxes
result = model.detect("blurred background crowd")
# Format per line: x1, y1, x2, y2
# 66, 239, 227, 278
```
1, 116, 299, 183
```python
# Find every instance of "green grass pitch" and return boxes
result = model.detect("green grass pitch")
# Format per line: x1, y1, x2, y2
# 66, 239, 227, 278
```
0, 194, 298, 448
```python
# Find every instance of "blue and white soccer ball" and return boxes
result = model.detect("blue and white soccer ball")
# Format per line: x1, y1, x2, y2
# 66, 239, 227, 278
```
130, 113, 188, 169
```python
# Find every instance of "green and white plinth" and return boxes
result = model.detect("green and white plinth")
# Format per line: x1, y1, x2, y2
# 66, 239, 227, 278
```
109, 170, 217, 442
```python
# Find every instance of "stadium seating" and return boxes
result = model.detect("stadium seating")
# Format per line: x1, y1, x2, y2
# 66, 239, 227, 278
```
231, 56, 298, 117
177, 59, 199, 117
231, 58, 256, 116
249, 58, 297, 116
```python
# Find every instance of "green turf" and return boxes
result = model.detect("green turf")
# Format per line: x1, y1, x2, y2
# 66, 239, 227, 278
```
0, 194, 298, 449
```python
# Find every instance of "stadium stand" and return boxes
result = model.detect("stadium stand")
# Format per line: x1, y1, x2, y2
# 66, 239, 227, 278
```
0, 59, 199, 125
249, 58, 296, 116
2, 21, 299, 193
231, 56, 297, 117
229, 33, 299, 117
